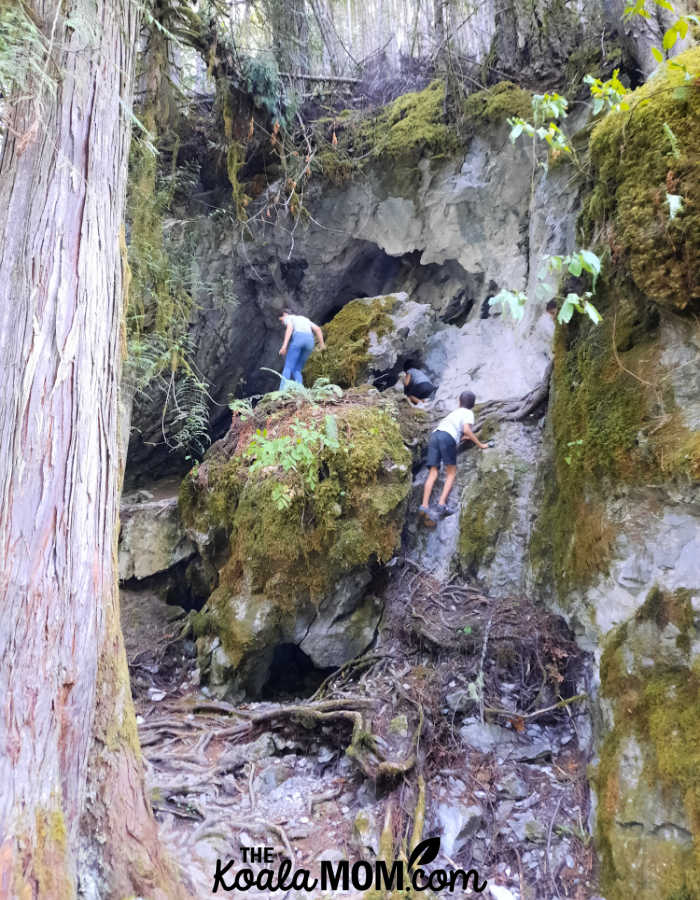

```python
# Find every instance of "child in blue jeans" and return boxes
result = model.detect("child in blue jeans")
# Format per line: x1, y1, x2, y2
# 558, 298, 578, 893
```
278, 308, 325, 386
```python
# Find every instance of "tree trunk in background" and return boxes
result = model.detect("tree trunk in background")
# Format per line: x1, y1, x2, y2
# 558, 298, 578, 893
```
0, 2, 186, 897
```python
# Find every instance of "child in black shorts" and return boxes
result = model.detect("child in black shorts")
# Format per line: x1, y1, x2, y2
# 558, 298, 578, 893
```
419, 390, 489, 526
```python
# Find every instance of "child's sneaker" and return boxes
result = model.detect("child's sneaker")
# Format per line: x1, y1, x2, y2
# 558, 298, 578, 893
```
436, 503, 457, 518
418, 505, 437, 528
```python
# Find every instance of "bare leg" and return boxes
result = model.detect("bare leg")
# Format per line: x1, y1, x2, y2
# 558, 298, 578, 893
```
438, 465, 457, 505
407, 395, 420, 405
422, 467, 439, 507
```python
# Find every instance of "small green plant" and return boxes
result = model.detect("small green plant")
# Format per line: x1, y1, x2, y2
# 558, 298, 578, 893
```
245, 413, 342, 510
0, 4, 55, 114
539, 250, 603, 325
467, 671, 485, 704
508, 92, 574, 170
126, 330, 212, 455
662, 122, 682, 159
584, 70, 630, 114
564, 439, 584, 466
490, 250, 603, 326
229, 397, 254, 421
488, 289, 527, 321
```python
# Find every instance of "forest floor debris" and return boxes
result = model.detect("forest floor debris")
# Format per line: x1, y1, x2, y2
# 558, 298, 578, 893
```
123, 565, 598, 899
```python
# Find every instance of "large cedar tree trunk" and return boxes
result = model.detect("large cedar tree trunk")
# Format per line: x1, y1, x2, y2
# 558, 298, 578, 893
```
0, 2, 187, 897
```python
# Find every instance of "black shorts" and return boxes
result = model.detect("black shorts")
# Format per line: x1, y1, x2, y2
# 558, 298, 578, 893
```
405, 380, 435, 400
426, 430, 457, 467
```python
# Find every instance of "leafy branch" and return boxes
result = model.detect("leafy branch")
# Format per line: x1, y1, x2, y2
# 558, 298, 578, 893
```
489, 250, 603, 327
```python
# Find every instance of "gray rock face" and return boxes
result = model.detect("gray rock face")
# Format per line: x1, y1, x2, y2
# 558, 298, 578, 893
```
128, 122, 554, 477
198, 570, 383, 699
365, 294, 437, 374
119, 488, 195, 581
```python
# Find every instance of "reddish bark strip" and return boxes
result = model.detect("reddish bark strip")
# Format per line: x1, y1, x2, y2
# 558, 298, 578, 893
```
0, 3, 187, 896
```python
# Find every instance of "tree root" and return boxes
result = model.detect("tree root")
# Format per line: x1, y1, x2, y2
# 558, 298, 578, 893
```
476, 363, 552, 423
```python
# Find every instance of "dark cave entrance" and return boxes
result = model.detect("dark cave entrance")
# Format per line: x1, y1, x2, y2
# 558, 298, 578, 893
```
261, 643, 336, 700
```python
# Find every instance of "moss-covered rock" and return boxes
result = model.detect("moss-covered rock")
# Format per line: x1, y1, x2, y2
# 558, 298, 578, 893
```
595, 587, 700, 900
460, 81, 533, 132
306, 292, 437, 392
583, 47, 700, 312
361, 79, 458, 163
316, 78, 532, 186
179, 390, 411, 696
304, 295, 398, 388
458, 464, 515, 576
316, 79, 458, 184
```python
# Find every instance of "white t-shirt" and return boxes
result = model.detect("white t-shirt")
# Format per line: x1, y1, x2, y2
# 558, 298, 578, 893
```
284, 314, 313, 334
435, 408, 475, 444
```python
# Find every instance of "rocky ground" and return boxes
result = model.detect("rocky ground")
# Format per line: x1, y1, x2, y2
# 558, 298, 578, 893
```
123, 559, 600, 900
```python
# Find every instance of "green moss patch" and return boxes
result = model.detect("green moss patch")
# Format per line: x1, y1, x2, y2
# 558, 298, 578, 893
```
583, 47, 700, 312
529, 281, 662, 593
460, 81, 533, 131
458, 465, 515, 576
305, 295, 399, 388
316, 79, 533, 186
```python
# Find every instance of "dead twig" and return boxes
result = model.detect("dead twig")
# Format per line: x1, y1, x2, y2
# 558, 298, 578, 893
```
482, 693, 588, 721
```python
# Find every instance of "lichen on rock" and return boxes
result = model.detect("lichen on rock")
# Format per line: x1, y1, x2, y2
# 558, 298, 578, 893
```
595, 587, 700, 900
179, 389, 411, 696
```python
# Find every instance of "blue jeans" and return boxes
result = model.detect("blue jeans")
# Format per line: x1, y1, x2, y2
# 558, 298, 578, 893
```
281, 331, 315, 386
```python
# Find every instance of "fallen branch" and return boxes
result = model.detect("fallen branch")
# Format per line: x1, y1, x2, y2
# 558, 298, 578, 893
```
278, 71, 360, 84
483, 693, 588, 721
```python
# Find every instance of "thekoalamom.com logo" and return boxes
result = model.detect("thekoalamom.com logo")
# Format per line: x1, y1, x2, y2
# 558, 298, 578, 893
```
212, 837, 488, 894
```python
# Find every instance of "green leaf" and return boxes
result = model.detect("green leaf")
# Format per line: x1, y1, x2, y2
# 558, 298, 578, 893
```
549, 255, 563, 272
568, 257, 583, 277
489, 289, 527, 321
583, 301, 602, 325
666, 193, 684, 219
663, 25, 678, 49
579, 250, 602, 277
509, 122, 524, 142
652, 46, 664, 63
558, 299, 576, 324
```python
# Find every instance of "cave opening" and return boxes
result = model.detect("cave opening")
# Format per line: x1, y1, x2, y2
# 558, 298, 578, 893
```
261, 643, 336, 700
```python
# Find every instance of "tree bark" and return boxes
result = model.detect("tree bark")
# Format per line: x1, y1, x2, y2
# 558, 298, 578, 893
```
0, 2, 186, 897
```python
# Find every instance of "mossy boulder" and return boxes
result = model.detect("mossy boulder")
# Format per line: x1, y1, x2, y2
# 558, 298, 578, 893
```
584, 46, 700, 312
305, 293, 436, 389
460, 81, 533, 133
179, 390, 411, 696
595, 587, 700, 899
